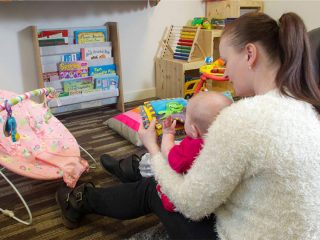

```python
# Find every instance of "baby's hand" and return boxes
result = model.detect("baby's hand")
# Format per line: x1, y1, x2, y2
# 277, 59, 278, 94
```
162, 116, 176, 135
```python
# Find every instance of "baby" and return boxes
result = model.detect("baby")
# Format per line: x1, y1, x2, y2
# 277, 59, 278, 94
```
157, 91, 233, 212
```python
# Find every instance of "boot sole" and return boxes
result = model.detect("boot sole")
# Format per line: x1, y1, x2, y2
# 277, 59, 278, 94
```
55, 191, 79, 229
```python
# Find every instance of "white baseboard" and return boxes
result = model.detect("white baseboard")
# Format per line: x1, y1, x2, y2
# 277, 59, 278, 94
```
124, 88, 156, 102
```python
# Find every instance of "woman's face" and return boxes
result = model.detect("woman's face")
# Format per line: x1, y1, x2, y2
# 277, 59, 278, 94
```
219, 37, 255, 97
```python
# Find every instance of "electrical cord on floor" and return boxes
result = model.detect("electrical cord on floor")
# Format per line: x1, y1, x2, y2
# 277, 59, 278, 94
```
78, 145, 97, 169
0, 168, 32, 225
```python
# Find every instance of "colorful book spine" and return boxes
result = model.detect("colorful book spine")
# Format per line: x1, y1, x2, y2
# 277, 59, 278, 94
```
89, 64, 116, 77
74, 29, 107, 44
81, 46, 112, 60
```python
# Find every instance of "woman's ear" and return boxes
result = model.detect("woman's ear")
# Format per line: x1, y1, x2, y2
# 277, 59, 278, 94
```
245, 43, 257, 68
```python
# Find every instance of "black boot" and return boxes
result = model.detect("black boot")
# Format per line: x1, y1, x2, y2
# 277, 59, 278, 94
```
55, 182, 94, 229
100, 154, 143, 183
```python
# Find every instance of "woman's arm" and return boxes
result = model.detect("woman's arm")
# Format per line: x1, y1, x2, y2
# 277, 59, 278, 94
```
151, 106, 255, 221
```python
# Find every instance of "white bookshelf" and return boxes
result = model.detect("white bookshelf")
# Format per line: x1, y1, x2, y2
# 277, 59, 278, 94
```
32, 22, 124, 114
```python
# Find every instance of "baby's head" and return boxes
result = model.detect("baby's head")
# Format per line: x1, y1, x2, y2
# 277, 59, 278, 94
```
184, 91, 232, 138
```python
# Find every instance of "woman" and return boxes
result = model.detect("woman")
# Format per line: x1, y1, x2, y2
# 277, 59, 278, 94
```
56, 12, 320, 239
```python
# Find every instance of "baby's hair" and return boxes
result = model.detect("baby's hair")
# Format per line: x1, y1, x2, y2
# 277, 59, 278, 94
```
188, 92, 232, 135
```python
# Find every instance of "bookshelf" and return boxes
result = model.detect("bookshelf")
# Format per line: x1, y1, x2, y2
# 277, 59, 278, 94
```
32, 22, 124, 114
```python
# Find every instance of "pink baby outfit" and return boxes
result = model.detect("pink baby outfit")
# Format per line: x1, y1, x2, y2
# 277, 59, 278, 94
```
0, 89, 88, 188
157, 136, 203, 212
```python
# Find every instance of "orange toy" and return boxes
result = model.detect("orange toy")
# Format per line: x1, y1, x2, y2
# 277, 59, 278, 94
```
194, 58, 229, 94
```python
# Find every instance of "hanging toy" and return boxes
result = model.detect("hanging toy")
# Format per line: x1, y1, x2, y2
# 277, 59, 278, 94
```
43, 90, 53, 124
3, 100, 20, 142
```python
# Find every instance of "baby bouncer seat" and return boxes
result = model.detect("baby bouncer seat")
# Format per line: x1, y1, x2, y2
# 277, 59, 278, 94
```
0, 88, 96, 225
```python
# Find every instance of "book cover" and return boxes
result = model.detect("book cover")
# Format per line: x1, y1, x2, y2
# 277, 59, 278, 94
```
39, 38, 68, 47
87, 57, 114, 67
38, 29, 68, 39
89, 64, 116, 76
61, 53, 81, 62
74, 29, 107, 44
59, 69, 88, 79
94, 75, 119, 90
81, 46, 112, 60
140, 98, 187, 137
58, 61, 88, 71
63, 77, 94, 93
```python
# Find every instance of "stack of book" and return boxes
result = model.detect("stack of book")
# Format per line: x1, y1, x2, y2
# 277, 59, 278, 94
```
38, 26, 119, 100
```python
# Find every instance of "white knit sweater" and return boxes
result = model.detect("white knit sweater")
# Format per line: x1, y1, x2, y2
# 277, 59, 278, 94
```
152, 90, 320, 240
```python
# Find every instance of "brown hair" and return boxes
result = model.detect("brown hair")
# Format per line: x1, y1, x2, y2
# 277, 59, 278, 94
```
222, 12, 320, 114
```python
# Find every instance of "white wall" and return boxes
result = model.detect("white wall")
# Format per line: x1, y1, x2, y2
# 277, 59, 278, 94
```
0, 0, 205, 102
264, 0, 320, 31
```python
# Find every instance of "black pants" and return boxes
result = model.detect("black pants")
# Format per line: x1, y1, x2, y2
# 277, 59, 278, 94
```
85, 177, 218, 239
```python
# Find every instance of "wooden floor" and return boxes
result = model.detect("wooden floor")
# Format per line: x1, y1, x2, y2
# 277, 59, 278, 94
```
0, 101, 159, 240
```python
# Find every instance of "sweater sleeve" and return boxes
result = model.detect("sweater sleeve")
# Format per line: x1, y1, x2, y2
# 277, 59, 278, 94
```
152, 103, 256, 221
168, 136, 203, 173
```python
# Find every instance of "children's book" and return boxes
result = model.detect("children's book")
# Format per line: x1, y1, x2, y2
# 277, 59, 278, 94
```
94, 75, 119, 90
61, 53, 81, 62
59, 69, 88, 79
38, 29, 68, 39
87, 57, 114, 67
58, 61, 88, 71
88, 64, 116, 76
81, 46, 112, 60
140, 98, 187, 137
74, 29, 107, 44
39, 38, 68, 47
58, 61, 88, 79
38, 30, 69, 46
63, 77, 94, 93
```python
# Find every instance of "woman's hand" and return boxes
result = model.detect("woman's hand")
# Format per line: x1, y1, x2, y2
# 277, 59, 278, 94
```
138, 119, 160, 155
162, 116, 176, 135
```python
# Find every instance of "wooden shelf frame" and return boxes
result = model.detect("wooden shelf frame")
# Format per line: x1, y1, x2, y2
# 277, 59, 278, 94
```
206, 0, 263, 19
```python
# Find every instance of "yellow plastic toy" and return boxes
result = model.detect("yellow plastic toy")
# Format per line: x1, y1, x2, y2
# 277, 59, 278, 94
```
194, 58, 230, 94
184, 79, 206, 99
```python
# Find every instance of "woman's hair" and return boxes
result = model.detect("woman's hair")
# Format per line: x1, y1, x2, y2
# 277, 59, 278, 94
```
222, 12, 320, 114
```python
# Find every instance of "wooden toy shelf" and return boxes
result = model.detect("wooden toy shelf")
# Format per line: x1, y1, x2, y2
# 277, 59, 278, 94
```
155, 0, 263, 99
32, 22, 124, 115
156, 29, 222, 99
206, 0, 264, 19
156, 59, 205, 99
